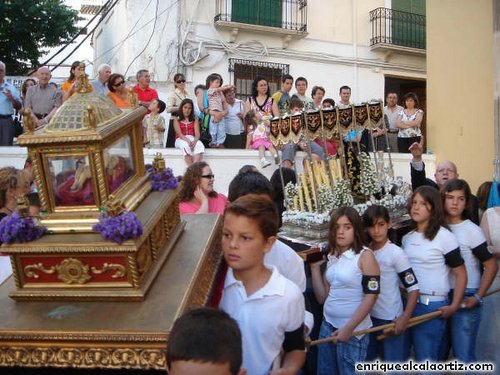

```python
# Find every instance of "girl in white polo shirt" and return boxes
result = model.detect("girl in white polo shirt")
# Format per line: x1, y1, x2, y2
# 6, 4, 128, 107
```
441, 179, 498, 362
362, 205, 420, 363
219, 194, 305, 375
402, 186, 467, 363
311, 206, 380, 375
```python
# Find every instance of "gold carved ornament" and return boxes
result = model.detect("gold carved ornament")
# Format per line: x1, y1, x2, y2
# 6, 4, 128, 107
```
24, 258, 126, 284
269, 117, 281, 148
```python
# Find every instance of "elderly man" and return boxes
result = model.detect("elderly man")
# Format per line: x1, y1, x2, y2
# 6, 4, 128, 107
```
133, 69, 158, 112
0, 61, 22, 145
91, 63, 112, 95
384, 92, 403, 152
409, 137, 479, 224
25, 66, 62, 129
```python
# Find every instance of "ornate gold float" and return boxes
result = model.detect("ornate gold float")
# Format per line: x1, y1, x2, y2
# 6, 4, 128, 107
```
4, 72, 187, 302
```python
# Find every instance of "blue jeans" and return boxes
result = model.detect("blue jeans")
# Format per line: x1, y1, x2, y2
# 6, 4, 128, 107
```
410, 299, 448, 364
366, 317, 410, 362
317, 319, 369, 375
450, 288, 482, 362
209, 117, 225, 146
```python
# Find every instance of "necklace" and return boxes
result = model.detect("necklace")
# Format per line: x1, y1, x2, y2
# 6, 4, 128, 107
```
2, 206, 13, 214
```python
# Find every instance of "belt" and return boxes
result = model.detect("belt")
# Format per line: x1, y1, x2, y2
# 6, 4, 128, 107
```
419, 294, 447, 305
388, 129, 399, 134
34, 113, 48, 120
0, 114, 12, 119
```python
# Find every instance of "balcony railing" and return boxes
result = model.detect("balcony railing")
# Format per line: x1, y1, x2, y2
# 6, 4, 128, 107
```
215, 0, 307, 33
370, 7, 426, 51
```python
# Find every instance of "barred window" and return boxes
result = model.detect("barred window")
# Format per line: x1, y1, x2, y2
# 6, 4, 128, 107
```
229, 59, 289, 102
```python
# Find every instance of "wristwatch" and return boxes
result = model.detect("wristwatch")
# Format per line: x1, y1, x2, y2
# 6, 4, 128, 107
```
473, 293, 483, 305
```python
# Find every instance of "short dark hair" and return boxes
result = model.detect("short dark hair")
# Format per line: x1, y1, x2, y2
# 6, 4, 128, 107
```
228, 171, 273, 202
441, 178, 472, 220
408, 186, 446, 240
225, 194, 279, 239
329, 206, 366, 254
323, 98, 335, 108
167, 308, 242, 375
339, 85, 351, 93
295, 76, 308, 87
205, 73, 223, 89
154, 99, 166, 114
362, 205, 391, 227
403, 92, 419, 108
194, 83, 205, 95
289, 97, 304, 111
282, 74, 293, 83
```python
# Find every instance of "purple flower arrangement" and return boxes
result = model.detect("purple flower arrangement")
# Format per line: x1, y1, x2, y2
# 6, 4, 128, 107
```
148, 167, 178, 191
92, 211, 143, 244
0, 212, 46, 244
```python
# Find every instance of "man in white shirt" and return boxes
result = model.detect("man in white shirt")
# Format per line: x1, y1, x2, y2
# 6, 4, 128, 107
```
338, 85, 352, 107
384, 92, 403, 153
223, 87, 245, 149
91, 64, 112, 96
291, 77, 314, 111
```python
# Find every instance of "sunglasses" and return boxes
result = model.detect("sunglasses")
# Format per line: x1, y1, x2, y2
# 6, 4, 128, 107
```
113, 80, 125, 87
176, 79, 186, 84
201, 174, 215, 179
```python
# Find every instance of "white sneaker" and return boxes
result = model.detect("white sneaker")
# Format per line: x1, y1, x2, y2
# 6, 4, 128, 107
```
261, 158, 271, 168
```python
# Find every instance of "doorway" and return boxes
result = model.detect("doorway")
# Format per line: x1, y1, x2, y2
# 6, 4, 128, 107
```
385, 76, 427, 148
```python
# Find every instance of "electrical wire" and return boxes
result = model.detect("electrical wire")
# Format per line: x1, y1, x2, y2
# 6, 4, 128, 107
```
48, 0, 120, 73
106, 0, 155, 63
123, 0, 160, 77
36, 0, 112, 70
92, 0, 179, 68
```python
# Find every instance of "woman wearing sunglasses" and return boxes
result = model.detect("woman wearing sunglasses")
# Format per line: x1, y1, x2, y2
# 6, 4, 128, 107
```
178, 161, 227, 215
165, 73, 190, 148
107, 73, 132, 109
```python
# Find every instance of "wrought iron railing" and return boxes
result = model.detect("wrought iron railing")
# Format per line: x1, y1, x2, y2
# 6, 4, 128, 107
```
370, 7, 426, 50
215, 0, 307, 32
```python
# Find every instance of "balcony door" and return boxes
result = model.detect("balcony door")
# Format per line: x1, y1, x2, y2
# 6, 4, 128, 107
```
392, 0, 426, 48
231, 0, 282, 28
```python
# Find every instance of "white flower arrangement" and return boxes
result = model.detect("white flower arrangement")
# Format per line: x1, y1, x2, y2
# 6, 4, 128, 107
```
284, 182, 298, 210
332, 178, 353, 208
282, 210, 330, 226
316, 184, 335, 213
359, 153, 380, 198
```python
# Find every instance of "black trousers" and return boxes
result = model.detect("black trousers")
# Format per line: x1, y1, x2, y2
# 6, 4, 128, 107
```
397, 136, 421, 153
0, 117, 14, 146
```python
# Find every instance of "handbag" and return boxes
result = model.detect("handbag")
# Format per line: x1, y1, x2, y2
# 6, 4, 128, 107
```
199, 113, 212, 147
